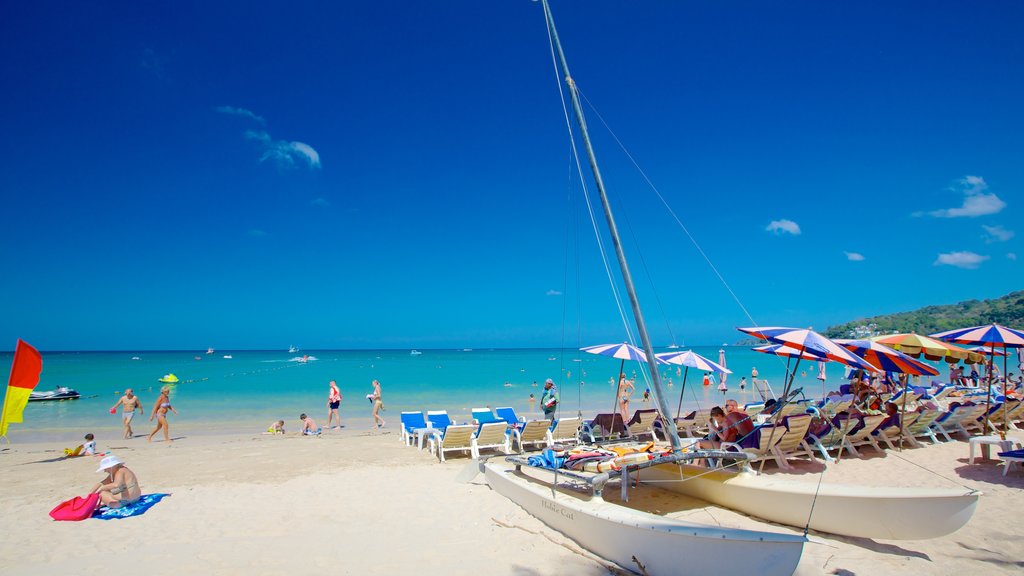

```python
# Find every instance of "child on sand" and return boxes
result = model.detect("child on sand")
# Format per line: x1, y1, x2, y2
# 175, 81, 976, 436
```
65, 433, 97, 457
299, 414, 321, 436
263, 420, 285, 435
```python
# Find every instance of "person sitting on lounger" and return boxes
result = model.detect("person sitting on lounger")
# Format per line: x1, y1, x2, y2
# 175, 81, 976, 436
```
90, 455, 141, 509
299, 414, 321, 436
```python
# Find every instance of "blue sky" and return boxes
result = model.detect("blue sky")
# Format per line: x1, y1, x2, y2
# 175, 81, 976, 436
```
1, 1, 1021, 351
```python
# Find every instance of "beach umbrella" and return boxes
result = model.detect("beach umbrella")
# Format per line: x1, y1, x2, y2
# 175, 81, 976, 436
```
656, 350, 730, 418
718, 348, 729, 389
966, 345, 1007, 357
752, 343, 833, 401
870, 333, 984, 365
931, 323, 1024, 434
817, 360, 827, 397
581, 342, 667, 415
738, 327, 880, 373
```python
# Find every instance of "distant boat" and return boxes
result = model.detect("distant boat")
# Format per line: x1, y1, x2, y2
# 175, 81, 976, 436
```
206, 347, 214, 355
158, 374, 179, 384
131, 356, 141, 360
410, 350, 423, 356
223, 355, 233, 359
666, 343, 681, 349
288, 345, 298, 353
29, 386, 80, 402
462, 348, 473, 352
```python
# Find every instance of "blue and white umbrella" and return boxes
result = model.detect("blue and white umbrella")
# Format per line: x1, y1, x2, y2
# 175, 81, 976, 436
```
655, 350, 730, 418
582, 342, 667, 416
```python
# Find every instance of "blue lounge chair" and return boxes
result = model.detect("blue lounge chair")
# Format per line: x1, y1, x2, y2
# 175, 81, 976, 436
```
399, 411, 427, 446
494, 406, 524, 428
471, 407, 504, 425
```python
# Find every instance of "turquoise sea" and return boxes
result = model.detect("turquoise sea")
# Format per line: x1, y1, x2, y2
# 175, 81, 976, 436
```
3, 346, 943, 443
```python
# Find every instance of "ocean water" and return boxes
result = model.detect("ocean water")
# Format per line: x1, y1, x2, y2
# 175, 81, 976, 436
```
3, 346, 912, 442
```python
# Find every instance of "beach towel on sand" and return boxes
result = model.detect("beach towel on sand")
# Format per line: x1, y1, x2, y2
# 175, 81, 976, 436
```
50, 493, 101, 521
92, 493, 170, 520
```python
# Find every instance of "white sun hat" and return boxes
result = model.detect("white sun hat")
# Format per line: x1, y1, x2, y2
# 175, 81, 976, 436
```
96, 454, 123, 473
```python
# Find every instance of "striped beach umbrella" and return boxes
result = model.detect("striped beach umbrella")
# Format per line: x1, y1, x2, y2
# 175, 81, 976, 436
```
930, 323, 1024, 433
753, 343, 828, 362
967, 345, 1007, 357
581, 342, 667, 416
738, 327, 880, 371
833, 339, 940, 376
655, 350, 729, 418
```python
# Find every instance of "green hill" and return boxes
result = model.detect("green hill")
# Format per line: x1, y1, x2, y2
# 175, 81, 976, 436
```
823, 290, 1024, 339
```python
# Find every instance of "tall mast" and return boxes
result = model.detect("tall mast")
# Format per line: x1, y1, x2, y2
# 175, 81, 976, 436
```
541, 0, 683, 452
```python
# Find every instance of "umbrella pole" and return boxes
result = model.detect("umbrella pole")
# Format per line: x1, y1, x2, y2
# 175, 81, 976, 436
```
1004, 347, 1010, 433
676, 367, 689, 419
986, 342, 996, 437
898, 373, 910, 451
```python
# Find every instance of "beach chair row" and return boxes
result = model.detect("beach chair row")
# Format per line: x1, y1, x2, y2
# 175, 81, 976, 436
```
398, 408, 583, 462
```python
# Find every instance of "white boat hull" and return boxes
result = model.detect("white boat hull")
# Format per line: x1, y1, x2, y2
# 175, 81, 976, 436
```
484, 462, 804, 576
642, 463, 979, 540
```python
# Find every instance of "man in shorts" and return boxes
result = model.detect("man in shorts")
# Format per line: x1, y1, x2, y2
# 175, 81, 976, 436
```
110, 389, 144, 439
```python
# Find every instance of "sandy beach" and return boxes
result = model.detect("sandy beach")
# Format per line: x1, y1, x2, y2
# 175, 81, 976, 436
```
1, 426, 1021, 576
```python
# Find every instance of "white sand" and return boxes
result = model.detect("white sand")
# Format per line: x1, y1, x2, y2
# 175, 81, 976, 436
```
1, 427, 1021, 575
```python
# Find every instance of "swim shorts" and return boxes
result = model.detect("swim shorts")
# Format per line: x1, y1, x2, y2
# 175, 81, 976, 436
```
329, 400, 340, 409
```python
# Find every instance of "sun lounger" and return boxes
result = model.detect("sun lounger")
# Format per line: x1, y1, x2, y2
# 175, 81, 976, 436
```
626, 409, 662, 441
581, 413, 627, 443
471, 422, 510, 458
802, 416, 860, 462
471, 407, 504, 425
841, 414, 887, 457
874, 412, 922, 450
413, 410, 455, 450
904, 409, 945, 445
494, 407, 524, 428
511, 420, 551, 453
777, 399, 812, 419
984, 400, 1022, 433
399, 411, 427, 446
930, 403, 983, 441
547, 417, 582, 447
674, 409, 713, 438
429, 424, 476, 462
771, 414, 815, 469
725, 424, 785, 470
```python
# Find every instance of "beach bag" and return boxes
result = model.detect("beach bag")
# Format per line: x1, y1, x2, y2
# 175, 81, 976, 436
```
49, 493, 100, 521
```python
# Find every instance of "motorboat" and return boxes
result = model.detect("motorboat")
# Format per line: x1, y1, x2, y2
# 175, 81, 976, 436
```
288, 345, 298, 353
206, 347, 214, 355
29, 387, 81, 402
223, 355, 233, 359
158, 373, 179, 384
410, 350, 423, 356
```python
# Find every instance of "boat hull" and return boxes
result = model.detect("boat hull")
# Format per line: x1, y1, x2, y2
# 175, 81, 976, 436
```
484, 462, 804, 576
642, 463, 979, 540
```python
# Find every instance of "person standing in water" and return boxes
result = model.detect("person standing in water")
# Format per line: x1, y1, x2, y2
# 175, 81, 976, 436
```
326, 380, 343, 429
370, 379, 385, 428
111, 388, 144, 439
147, 386, 177, 443
617, 374, 635, 420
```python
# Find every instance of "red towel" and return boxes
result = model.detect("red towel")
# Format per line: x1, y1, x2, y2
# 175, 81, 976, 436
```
49, 493, 100, 521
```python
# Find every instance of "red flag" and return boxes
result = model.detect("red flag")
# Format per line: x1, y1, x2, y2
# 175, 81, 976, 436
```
1, 339, 44, 437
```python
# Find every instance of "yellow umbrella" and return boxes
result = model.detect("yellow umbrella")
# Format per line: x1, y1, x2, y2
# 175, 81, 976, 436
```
871, 333, 984, 365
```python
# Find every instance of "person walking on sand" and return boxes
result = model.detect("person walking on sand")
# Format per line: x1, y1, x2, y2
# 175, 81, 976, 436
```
370, 379, 386, 428
111, 388, 144, 439
147, 386, 177, 443
326, 380, 343, 429
540, 378, 559, 422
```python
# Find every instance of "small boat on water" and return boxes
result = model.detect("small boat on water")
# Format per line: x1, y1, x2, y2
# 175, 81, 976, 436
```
288, 345, 298, 353
410, 350, 423, 356
28, 387, 81, 402
131, 356, 141, 360
158, 374, 179, 384
206, 347, 214, 355
223, 355, 233, 359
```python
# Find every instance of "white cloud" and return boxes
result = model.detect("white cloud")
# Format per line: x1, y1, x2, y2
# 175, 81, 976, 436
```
934, 251, 989, 269
844, 251, 865, 261
245, 130, 321, 170
310, 197, 331, 207
546, 289, 563, 296
1008, 253, 1017, 261
766, 219, 801, 235
216, 105, 266, 124
248, 229, 268, 237
928, 176, 1006, 218
982, 224, 1014, 243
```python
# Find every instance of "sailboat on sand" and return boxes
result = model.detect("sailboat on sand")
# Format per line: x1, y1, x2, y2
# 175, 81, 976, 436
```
481, 3, 978, 574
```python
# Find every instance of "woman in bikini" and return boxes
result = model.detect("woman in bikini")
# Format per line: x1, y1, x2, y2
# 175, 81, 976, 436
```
147, 386, 178, 443
371, 379, 385, 428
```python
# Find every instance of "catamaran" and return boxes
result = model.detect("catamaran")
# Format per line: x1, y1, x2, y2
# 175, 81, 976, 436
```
481, 3, 979, 573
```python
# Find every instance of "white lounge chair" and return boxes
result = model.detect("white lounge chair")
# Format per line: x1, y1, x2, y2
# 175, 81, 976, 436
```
429, 424, 476, 462
904, 410, 945, 445
803, 416, 859, 463
841, 415, 887, 457
546, 417, 581, 447
771, 414, 814, 469
511, 420, 550, 453
471, 422, 510, 458
874, 412, 922, 450
932, 404, 987, 441
626, 409, 662, 441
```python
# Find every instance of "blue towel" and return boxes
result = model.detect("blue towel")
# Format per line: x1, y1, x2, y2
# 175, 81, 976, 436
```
998, 449, 1024, 459
527, 449, 566, 470
92, 493, 170, 520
